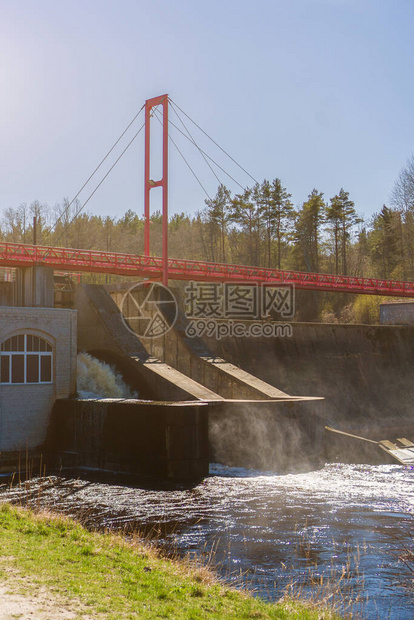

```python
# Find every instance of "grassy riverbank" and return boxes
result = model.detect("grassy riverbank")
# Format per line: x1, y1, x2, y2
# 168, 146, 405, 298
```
0, 503, 342, 619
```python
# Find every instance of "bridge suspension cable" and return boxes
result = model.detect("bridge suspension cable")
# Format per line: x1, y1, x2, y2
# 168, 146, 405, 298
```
152, 109, 212, 200
49, 104, 170, 252
51, 95, 257, 248
169, 98, 259, 186
51, 119, 146, 249
169, 104, 223, 188
162, 111, 247, 192
51, 104, 145, 238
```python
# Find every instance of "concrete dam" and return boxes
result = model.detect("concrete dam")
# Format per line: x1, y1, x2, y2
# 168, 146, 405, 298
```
47, 282, 414, 478
50, 283, 323, 478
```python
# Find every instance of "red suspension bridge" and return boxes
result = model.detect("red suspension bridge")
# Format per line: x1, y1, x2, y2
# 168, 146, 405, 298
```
2, 93, 413, 298
0, 241, 413, 297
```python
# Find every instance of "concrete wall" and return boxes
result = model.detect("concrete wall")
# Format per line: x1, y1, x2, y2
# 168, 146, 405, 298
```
0, 283, 15, 307
202, 321, 414, 435
209, 397, 324, 471
49, 398, 209, 480
107, 282, 414, 445
48, 396, 324, 476
108, 283, 290, 400
15, 267, 54, 308
380, 301, 414, 325
77, 284, 223, 401
77, 285, 325, 470
0, 307, 77, 451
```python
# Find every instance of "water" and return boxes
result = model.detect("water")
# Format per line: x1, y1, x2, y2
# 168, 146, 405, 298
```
76, 352, 137, 399
1, 463, 413, 619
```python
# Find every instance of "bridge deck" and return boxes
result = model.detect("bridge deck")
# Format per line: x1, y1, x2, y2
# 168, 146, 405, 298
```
0, 241, 413, 296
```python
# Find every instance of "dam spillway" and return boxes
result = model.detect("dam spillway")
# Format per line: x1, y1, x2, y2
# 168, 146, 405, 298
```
64, 283, 326, 477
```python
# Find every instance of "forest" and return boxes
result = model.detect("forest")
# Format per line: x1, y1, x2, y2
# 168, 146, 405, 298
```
1, 156, 413, 324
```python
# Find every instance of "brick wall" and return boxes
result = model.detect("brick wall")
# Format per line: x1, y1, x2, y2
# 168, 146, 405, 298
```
0, 307, 77, 451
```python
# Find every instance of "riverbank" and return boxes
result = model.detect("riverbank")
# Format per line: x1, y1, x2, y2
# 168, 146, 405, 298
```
0, 503, 341, 619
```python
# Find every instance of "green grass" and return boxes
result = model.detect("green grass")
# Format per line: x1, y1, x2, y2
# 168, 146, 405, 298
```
0, 502, 342, 619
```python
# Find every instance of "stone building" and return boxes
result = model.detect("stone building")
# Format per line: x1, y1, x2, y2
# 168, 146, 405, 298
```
0, 303, 77, 452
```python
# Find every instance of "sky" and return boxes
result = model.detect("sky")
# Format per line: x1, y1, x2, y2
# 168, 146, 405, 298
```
1, 0, 414, 228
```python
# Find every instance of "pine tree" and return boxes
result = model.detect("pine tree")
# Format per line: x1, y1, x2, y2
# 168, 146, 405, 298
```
293, 190, 325, 272
269, 178, 294, 269
326, 195, 342, 275
368, 206, 401, 278
229, 188, 261, 265
204, 185, 231, 262
253, 180, 273, 267
326, 189, 361, 275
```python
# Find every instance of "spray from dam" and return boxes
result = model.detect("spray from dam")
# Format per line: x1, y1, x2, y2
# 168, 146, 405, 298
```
76, 352, 137, 399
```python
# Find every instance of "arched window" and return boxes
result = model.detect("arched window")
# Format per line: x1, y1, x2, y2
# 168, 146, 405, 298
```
0, 335, 53, 384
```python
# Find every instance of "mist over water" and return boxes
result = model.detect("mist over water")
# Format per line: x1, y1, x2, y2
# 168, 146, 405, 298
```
2, 463, 413, 619
76, 352, 137, 399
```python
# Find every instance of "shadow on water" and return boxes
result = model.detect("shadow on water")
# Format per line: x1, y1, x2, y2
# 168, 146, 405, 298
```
58, 468, 203, 492
1, 463, 414, 620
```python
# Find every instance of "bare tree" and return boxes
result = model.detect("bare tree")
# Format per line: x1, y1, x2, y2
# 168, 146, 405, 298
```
391, 155, 414, 211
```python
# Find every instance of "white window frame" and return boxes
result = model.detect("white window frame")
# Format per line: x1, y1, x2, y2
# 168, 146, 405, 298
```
0, 334, 53, 385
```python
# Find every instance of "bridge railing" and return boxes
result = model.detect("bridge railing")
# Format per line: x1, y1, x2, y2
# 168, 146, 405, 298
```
0, 241, 413, 296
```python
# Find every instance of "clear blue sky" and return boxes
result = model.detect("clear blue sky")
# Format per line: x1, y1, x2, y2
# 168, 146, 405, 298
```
1, 0, 413, 227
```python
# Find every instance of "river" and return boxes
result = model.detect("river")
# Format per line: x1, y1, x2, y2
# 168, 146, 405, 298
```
1, 462, 413, 619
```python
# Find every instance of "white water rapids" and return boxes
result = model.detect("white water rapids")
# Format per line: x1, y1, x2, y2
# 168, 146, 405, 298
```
76, 352, 137, 399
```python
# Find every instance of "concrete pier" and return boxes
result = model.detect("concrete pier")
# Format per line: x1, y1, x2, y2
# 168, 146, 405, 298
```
48, 398, 209, 480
